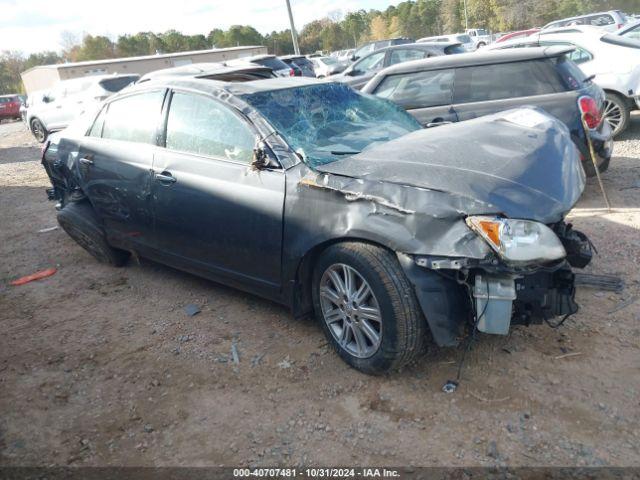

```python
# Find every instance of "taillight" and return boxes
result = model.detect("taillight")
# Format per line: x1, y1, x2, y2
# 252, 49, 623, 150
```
617, 23, 623, 29
578, 95, 601, 129
289, 68, 295, 77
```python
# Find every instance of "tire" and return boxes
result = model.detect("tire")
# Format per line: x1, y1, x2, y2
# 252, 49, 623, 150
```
312, 242, 426, 374
30, 118, 48, 143
57, 201, 130, 267
603, 92, 630, 137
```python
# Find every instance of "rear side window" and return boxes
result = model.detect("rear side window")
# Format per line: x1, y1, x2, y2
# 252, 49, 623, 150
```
374, 69, 455, 109
454, 60, 565, 103
553, 55, 588, 89
165, 92, 255, 163
586, 14, 614, 26
256, 57, 289, 71
389, 49, 427, 65
99, 76, 139, 93
444, 45, 466, 54
456, 35, 472, 43
101, 90, 164, 144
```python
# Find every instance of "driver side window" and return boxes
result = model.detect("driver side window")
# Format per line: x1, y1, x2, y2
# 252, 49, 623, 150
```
165, 91, 255, 163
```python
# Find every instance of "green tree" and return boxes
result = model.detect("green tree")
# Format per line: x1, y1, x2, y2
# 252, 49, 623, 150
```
75, 35, 115, 61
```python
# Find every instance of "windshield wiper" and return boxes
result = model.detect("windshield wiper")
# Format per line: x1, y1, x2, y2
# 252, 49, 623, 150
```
330, 150, 361, 155
583, 74, 596, 83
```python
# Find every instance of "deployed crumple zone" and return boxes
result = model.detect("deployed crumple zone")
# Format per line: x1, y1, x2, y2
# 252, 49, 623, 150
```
42, 77, 595, 374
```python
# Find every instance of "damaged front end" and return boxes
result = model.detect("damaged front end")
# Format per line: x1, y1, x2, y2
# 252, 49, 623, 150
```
296, 108, 593, 347
401, 220, 592, 346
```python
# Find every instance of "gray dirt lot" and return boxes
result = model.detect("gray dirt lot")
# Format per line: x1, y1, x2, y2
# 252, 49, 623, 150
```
0, 116, 639, 467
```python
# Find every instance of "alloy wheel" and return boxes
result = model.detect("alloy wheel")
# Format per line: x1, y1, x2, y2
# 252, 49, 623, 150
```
602, 98, 623, 135
319, 263, 382, 358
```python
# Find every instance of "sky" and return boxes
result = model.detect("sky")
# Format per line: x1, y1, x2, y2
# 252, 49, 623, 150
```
0, 0, 401, 54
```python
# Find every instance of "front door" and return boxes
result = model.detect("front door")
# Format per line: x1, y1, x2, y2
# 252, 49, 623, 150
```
372, 68, 458, 127
151, 90, 285, 292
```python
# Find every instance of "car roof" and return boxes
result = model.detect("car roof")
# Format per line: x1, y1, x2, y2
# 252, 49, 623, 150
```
376, 45, 574, 75
543, 10, 622, 27
128, 76, 323, 97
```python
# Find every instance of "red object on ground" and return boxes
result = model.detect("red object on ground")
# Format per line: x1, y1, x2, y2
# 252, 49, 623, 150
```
10, 268, 57, 286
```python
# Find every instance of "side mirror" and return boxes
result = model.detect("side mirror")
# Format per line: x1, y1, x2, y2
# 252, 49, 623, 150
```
252, 138, 271, 170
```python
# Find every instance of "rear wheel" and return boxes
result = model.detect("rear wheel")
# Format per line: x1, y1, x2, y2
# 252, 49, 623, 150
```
57, 201, 130, 267
30, 118, 48, 143
312, 242, 426, 374
603, 92, 629, 137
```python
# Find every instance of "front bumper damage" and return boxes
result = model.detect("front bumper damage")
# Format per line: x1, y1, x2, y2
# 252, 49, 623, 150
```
399, 222, 592, 347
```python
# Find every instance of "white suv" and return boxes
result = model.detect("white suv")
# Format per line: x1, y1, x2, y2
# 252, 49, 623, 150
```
542, 10, 630, 32
487, 26, 640, 136
27, 74, 139, 142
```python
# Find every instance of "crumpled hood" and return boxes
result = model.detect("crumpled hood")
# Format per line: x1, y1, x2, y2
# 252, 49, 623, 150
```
316, 108, 585, 223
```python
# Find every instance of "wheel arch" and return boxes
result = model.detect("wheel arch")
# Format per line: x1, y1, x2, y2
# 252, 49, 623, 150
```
288, 236, 397, 319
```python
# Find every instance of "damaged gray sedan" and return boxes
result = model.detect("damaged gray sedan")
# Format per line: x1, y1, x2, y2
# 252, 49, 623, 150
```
42, 77, 593, 374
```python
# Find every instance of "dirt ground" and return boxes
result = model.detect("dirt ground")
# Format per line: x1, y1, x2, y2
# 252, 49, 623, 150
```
0, 117, 639, 468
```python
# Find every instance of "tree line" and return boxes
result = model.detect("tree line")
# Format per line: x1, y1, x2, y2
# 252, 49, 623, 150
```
1, 0, 638, 94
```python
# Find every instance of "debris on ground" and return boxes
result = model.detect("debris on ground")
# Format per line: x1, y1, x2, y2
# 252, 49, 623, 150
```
183, 304, 201, 316
37, 226, 58, 233
231, 340, 240, 364
608, 296, 638, 314
10, 267, 57, 286
277, 356, 292, 369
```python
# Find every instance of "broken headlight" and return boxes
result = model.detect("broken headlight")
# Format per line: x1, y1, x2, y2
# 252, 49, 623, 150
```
466, 216, 566, 263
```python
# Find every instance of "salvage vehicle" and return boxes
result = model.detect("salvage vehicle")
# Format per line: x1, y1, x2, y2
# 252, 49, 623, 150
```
42, 78, 594, 374
362, 46, 613, 176
336, 42, 463, 90
487, 25, 640, 136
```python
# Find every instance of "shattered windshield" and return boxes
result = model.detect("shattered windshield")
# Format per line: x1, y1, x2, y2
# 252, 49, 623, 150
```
242, 83, 420, 167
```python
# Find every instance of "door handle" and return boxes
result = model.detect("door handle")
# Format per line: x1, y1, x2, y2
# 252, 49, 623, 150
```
155, 171, 177, 184
79, 156, 94, 166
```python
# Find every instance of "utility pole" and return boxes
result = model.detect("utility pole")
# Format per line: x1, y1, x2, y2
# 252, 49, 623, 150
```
462, 0, 469, 30
285, 0, 301, 55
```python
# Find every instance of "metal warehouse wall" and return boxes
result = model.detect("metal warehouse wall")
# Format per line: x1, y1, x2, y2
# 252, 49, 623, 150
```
21, 46, 267, 94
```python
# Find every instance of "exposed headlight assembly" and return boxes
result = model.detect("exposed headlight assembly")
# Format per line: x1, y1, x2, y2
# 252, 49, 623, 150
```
466, 216, 566, 263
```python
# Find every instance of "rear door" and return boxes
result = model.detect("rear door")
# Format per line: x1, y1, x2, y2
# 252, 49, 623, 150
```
453, 59, 577, 124
150, 90, 285, 292
78, 89, 166, 250
371, 68, 458, 126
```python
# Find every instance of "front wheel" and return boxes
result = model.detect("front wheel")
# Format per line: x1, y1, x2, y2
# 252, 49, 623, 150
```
312, 242, 426, 374
603, 92, 630, 137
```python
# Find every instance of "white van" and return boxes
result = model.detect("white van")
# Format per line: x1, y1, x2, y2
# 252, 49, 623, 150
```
27, 74, 139, 142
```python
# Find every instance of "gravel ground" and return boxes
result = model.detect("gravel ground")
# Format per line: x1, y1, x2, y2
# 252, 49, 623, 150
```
0, 116, 639, 467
